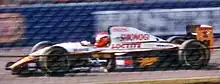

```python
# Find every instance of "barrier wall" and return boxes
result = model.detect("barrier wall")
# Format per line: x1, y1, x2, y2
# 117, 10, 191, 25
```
0, 1, 220, 48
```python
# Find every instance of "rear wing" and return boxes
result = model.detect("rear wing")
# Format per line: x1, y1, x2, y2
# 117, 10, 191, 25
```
186, 24, 214, 49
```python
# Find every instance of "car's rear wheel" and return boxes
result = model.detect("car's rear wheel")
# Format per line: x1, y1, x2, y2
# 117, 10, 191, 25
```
39, 46, 70, 76
178, 39, 210, 69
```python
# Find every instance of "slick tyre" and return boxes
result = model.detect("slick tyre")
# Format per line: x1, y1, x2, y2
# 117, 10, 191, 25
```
178, 39, 210, 69
31, 41, 53, 53
39, 46, 70, 76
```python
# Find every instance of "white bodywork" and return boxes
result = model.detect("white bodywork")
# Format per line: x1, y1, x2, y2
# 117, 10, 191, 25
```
30, 26, 180, 56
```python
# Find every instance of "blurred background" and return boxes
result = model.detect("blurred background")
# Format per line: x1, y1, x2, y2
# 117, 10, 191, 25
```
0, 0, 220, 55
0, 0, 144, 5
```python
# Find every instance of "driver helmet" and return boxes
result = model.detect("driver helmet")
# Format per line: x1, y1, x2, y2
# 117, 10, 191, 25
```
95, 32, 110, 47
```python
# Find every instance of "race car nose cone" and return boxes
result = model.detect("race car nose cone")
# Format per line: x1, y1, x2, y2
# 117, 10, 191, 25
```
5, 62, 15, 70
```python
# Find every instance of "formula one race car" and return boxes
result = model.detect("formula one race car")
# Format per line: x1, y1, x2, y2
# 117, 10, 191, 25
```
5, 25, 213, 75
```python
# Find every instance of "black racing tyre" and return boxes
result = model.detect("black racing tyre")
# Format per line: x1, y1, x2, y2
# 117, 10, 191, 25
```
39, 46, 70, 76
31, 41, 53, 53
167, 36, 185, 44
178, 39, 210, 69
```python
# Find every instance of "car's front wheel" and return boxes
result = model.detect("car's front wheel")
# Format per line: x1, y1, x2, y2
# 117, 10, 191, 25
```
39, 46, 70, 76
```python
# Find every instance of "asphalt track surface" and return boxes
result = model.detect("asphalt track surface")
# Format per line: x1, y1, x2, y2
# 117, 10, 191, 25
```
0, 42, 220, 84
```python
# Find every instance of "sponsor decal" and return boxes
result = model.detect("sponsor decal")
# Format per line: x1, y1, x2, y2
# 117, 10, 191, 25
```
116, 60, 133, 65
138, 57, 158, 66
198, 27, 212, 31
156, 44, 173, 47
73, 48, 89, 51
111, 42, 141, 49
0, 13, 25, 43
111, 27, 128, 32
120, 34, 149, 41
